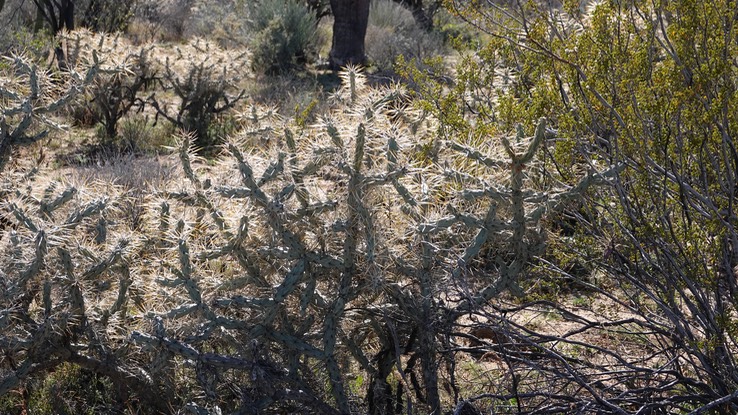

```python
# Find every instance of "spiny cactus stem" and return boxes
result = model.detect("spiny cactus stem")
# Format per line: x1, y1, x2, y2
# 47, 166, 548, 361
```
178, 238, 203, 304
58, 247, 75, 277
42, 277, 52, 316
353, 123, 366, 173
519, 118, 546, 164
65, 199, 107, 227
80, 241, 127, 281
268, 330, 323, 357
326, 122, 343, 149
10, 203, 38, 233
273, 259, 306, 303
19, 230, 46, 287
109, 264, 132, 317
179, 133, 201, 188
349, 69, 357, 102
284, 127, 296, 152
95, 217, 107, 244
40, 187, 77, 218
451, 204, 499, 266
159, 200, 170, 234
325, 354, 350, 414
447, 141, 506, 169
195, 191, 228, 232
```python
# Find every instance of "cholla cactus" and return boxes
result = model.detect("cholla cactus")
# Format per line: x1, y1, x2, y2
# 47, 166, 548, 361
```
147, 38, 248, 151
0, 62, 618, 415
0, 53, 99, 173
69, 31, 157, 141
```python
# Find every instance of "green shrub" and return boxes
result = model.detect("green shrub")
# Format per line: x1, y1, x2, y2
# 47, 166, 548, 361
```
119, 116, 176, 154
247, 0, 318, 74
442, 0, 738, 412
434, 8, 481, 49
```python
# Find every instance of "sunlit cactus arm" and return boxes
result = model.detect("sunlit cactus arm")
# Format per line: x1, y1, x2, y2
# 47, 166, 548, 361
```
446, 141, 506, 169
65, 199, 107, 227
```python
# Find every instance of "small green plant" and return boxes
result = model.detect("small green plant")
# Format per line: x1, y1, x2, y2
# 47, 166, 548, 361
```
247, 0, 318, 74
572, 295, 591, 308
27, 363, 118, 415
118, 115, 176, 154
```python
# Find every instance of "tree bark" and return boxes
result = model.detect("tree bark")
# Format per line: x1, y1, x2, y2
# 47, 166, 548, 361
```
62, 0, 74, 31
328, 0, 370, 69
32, 0, 75, 69
33, 0, 75, 33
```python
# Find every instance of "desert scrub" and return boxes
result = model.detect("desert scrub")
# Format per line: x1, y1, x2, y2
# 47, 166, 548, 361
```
80, 0, 136, 33
62, 30, 157, 144
125, 0, 195, 43
1, 60, 615, 415
246, 0, 318, 74
185, 0, 248, 48
0, 52, 100, 173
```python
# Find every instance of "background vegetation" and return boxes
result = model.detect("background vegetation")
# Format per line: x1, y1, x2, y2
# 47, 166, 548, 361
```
1, 0, 737, 414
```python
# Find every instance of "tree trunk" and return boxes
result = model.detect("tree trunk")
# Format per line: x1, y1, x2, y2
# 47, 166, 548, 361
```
33, 0, 75, 69
328, 0, 370, 69
61, 0, 74, 31
33, 0, 75, 33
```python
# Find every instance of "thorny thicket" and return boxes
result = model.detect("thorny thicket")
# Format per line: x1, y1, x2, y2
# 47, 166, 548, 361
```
0, 51, 99, 173
63, 30, 246, 152
62, 30, 157, 144
441, 0, 738, 413
0, 53, 618, 414
7, 2, 733, 410
146, 38, 247, 150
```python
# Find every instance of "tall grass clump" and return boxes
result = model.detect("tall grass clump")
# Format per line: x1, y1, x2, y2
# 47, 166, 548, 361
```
247, 0, 318, 74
